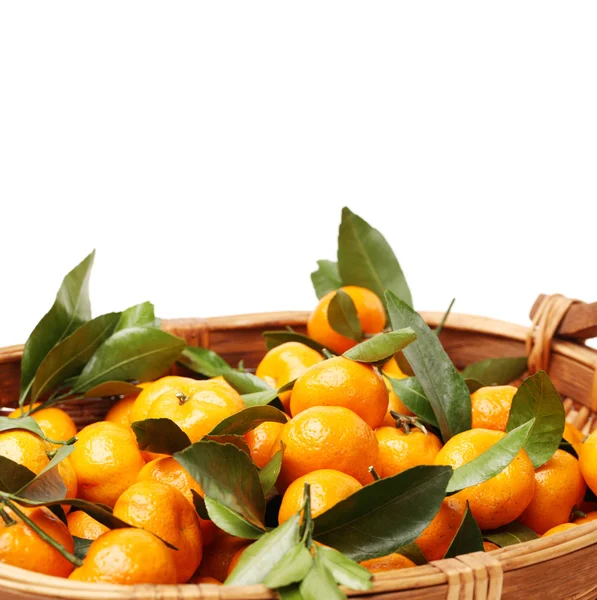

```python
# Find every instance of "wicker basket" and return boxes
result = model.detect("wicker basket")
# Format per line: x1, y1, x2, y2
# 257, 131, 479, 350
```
1, 307, 597, 600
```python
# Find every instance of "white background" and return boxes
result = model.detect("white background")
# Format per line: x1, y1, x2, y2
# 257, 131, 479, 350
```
1, 2, 596, 348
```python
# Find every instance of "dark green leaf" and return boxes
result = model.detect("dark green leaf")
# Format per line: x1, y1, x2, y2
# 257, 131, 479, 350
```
224, 371, 272, 395
115, 302, 157, 331
395, 351, 415, 377
225, 513, 301, 585
191, 489, 209, 519
386, 377, 439, 428
131, 418, 191, 454
465, 378, 486, 394
395, 541, 427, 565
327, 290, 362, 342
343, 329, 417, 364
311, 260, 343, 300
178, 346, 232, 378
209, 406, 287, 436
482, 521, 539, 547
447, 419, 535, 493
0, 457, 37, 494
559, 439, 579, 458
264, 543, 313, 588
204, 496, 265, 540
0, 416, 45, 438
434, 298, 456, 337
20, 251, 95, 404
263, 330, 327, 354
462, 357, 528, 386
317, 545, 372, 590
31, 313, 121, 402
83, 381, 143, 398
313, 465, 453, 562
337, 207, 412, 308
300, 554, 346, 600
73, 536, 93, 560
72, 328, 186, 392
18, 444, 74, 502
259, 447, 283, 494
175, 440, 265, 528
444, 503, 484, 558
386, 291, 471, 441
506, 371, 565, 468
203, 434, 251, 455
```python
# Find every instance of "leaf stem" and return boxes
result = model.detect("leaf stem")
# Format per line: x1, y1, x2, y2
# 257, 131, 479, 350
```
434, 298, 456, 337
300, 483, 313, 548
5, 500, 82, 567
368, 466, 381, 481
0, 505, 16, 527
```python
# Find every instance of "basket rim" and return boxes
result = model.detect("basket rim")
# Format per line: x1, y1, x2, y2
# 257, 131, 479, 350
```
0, 309, 596, 599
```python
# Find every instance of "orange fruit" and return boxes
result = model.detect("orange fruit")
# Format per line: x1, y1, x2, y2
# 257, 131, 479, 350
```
416, 496, 467, 561
244, 421, 285, 469
196, 530, 250, 582
69, 421, 145, 508
382, 376, 413, 426
9, 404, 77, 445
434, 428, 535, 529
256, 342, 324, 411
129, 376, 198, 423
470, 385, 517, 431
563, 422, 584, 455
136, 456, 216, 546
66, 511, 109, 540
105, 382, 150, 428
381, 356, 408, 379
274, 406, 379, 491
519, 449, 586, 535
574, 511, 597, 525
359, 553, 416, 573
0, 504, 75, 578
192, 575, 222, 584
579, 429, 597, 496
290, 356, 389, 429
57, 458, 78, 513
68, 528, 177, 584
483, 541, 499, 552
144, 378, 245, 444
0, 429, 52, 474
278, 469, 362, 524
227, 545, 249, 576
113, 480, 203, 582
542, 523, 578, 537
375, 427, 442, 478
307, 286, 386, 354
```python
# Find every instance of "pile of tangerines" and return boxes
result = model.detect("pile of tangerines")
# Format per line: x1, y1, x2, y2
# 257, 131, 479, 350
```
2, 284, 597, 590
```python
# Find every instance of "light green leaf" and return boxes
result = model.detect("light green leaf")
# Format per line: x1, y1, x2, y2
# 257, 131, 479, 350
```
300, 554, 346, 600
311, 260, 343, 300
264, 543, 313, 588
317, 545, 372, 590
178, 346, 232, 378
343, 328, 417, 364
115, 302, 157, 331
204, 496, 265, 540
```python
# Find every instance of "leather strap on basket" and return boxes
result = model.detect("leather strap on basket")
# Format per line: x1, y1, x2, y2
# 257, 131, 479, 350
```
526, 294, 577, 374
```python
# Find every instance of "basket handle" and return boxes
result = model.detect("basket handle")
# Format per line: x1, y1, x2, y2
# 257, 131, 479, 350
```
530, 295, 597, 340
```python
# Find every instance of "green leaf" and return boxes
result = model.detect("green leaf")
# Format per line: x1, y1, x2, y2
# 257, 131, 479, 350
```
20, 251, 95, 404
0, 416, 45, 438
73, 536, 93, 560
191, 489, 209, 520
444, 503, 484, 558
311, 260, 343, 300
72, 327, 186, 392
327, 290, 362, 342
83, 381, 143, 398
465, 378, 486, 394
18, 445, 74, 502
313, 465, 453, 562
462, 356, 528, 387
264, 543, 313, 588
175, 440, 266, 528
483, 521, 539, 547
447, 419, 535, 493
559, 439, 579, 459
178, 346, 232, 378
386, 377, 439, 428
0, 457, 37, 494
343, 328, 417, 364
434, 298, 456, 337
203, 434, 252, 455
223, 371, 272, 395
225, 512, 301, 585
386, 291, 471, 441
241, 380, 295, 408
317, 545, 372, 591
395, 351, 415, 377
115, 302, 157, 331
263, 330, 327, 354
278, 585, 305, 600
209, 406, 287, 437
259, 447, 283, 494
300, 554, 346, 600
204, 496, 266, 540
131, 418, 191, 454
506, 371, 565, 468
395, 541, 427, 565
31, 312, 121, 402
337, 207, 412, 308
